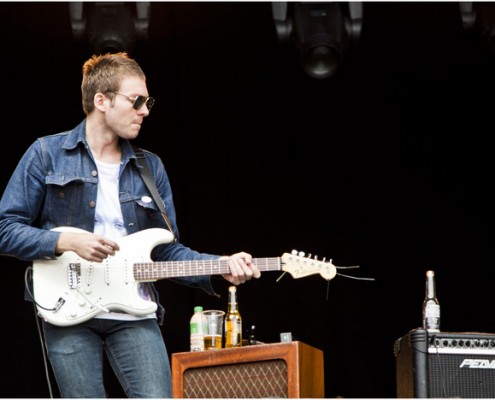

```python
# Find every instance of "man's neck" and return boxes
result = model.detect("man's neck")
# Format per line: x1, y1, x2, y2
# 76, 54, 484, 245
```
86, 116, 122, 163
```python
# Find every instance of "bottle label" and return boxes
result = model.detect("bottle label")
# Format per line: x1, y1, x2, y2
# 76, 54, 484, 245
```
424, 304, 440, 330
190, 322, 200, 334
225, 318, 242, 347
425, 304, 440, 318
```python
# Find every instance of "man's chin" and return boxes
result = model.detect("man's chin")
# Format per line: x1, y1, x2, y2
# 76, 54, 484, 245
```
128, 125, 141, 138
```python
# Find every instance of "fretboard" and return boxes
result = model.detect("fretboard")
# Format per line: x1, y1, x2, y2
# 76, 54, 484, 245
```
133, 257, 282, 281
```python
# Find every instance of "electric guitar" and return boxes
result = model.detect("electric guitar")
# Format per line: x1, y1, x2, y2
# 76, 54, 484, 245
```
32, 227, 337, 326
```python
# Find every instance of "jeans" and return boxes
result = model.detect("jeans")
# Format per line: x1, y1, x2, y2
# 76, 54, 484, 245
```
42, 318, 172, 398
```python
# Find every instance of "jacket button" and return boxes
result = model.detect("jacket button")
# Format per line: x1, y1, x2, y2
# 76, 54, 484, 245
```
89, 201, 96, 208
91, 170, 98, 177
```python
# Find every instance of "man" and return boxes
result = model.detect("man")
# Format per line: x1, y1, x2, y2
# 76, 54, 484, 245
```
0, 52, 260, 398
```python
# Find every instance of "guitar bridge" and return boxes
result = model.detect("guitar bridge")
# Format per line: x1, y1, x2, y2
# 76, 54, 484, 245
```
68, 263, 81, 289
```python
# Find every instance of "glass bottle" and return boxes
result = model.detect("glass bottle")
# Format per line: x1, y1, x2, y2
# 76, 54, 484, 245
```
422, 270, 440, 332
224, 286, 242, 348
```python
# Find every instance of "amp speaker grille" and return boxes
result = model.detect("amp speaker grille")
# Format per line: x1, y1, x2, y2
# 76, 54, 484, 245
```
183, 360, 288, 398
428, 353, 495, 398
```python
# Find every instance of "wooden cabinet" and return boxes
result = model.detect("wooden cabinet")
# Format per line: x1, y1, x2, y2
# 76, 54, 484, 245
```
171, 341, 324, 398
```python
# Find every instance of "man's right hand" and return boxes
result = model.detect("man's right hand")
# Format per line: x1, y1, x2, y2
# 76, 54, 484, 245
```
56, 231, 120, 262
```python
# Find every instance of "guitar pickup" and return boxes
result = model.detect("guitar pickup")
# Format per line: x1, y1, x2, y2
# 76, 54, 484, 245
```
68, 263, 81, 289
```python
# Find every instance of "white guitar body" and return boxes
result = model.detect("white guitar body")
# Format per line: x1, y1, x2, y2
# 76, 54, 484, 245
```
33, 227, 175, 327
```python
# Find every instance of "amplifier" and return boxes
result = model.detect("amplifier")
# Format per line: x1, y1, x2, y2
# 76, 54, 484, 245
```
171, 341, 324, 398
395, 328, 495, 398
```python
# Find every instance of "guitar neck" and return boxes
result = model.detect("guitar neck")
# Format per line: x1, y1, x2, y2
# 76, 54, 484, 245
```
133, 257, 282, 281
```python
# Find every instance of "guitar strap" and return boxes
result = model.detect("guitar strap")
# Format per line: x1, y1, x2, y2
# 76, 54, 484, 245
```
133, 145, 177, 242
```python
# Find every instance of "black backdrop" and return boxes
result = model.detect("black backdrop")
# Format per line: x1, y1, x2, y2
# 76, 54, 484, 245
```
1, 2, 495, 398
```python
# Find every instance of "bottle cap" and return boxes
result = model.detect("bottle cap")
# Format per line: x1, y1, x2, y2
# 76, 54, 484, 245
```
194, 306, 203, 313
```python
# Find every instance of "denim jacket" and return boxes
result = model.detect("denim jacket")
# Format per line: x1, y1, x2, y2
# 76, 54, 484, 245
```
0, 119, 219, 320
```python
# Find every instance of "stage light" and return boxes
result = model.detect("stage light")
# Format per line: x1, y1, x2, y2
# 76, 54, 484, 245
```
69, 2, 150, 54
459, 2, 476, 31
272, 2, 363, 79
460, 2, 495, 54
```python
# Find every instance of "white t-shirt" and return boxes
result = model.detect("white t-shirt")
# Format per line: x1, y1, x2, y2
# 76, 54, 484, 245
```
94, 160, 127, 239
93, 159, 155, 321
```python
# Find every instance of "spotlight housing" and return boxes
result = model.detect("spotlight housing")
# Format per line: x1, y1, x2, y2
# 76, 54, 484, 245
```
272, 2, 363, 79
69, 2, 150, 54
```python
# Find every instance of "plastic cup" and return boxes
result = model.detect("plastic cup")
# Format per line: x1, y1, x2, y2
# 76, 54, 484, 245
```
203, 310, 225, 350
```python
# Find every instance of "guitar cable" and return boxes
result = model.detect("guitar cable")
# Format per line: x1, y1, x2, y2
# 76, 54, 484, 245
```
25, 266, 55, 398
24, 266, 64, 311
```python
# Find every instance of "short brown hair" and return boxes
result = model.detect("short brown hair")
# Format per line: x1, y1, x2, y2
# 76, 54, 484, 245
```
81, 52, 146, 115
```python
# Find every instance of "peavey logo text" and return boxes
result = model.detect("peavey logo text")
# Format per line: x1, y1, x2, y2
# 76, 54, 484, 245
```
460, 359, 495, 369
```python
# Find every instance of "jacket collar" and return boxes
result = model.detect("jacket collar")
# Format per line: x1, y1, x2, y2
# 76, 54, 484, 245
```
61, 119, 138, 163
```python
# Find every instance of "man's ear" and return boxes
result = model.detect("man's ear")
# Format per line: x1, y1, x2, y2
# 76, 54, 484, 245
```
94, 92, 108, 112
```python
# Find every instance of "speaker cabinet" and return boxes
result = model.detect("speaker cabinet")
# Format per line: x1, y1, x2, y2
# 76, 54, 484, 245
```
395, 328, 495, 398
171, 341, 324, 398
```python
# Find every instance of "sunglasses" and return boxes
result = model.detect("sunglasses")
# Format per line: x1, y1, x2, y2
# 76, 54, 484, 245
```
108, 91, 155, 111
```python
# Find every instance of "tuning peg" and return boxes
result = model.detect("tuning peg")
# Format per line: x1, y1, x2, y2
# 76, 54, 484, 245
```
291, 249, 298, 255
298, 251, 305, 257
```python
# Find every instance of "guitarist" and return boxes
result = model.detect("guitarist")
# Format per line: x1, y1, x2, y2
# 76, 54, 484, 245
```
0, 52, 261, 398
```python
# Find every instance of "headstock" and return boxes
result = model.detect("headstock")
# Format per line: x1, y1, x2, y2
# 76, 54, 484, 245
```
281, 251, 337, 280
